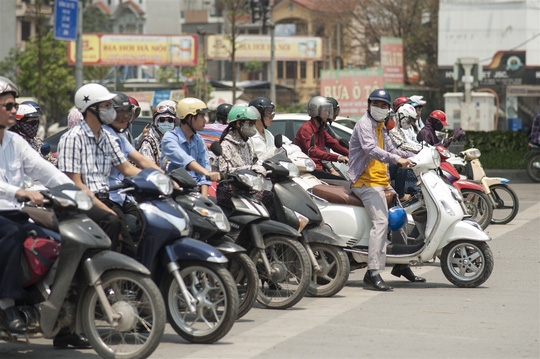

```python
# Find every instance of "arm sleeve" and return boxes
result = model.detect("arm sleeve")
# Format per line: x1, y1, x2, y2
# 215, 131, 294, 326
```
324, 130, 349, 156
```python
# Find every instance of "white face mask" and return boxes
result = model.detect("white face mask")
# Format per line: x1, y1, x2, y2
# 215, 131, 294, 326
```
401, 119, 411, 130
99, 107, 117, 124
369, 106, 389, 122
157, 121, 174, 134
240, 123, 257, 137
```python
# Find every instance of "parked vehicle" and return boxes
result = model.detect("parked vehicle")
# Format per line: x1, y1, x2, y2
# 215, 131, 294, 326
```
525, 142, 540, 183
448, 147, 519, 224
4, 183, 166, 359
167, 166, 258, 319
116, 168, 239, 344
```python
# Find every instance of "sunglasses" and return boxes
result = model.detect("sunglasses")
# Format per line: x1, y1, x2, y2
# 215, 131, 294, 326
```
155, 104, 176, 116
241, 120, 257, 126
2, 102, 19, 111
158, 117, 175, 123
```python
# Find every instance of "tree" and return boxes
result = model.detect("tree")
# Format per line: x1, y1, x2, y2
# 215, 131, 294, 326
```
82, 2, 113, 83
341, 0, 439, 87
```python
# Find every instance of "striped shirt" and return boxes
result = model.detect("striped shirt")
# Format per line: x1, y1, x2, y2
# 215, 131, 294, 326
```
57, 120, 126, 193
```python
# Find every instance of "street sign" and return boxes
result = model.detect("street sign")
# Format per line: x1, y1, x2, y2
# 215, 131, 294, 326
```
54, 0, 78, 41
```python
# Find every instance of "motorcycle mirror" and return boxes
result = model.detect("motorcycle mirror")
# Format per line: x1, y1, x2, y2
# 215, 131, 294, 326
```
274, 133, 283, 148
210, 141, 222, 156
417, 132, 424, 142
41, 142, 51, 156
338, 138, 349, 149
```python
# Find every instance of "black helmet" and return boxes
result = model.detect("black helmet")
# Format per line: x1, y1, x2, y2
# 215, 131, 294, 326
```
249, 97, 275, 128
326, 97, 340, 119
110, 92, 132, 111
368, 89, 392, 106
216, 103, 232, 120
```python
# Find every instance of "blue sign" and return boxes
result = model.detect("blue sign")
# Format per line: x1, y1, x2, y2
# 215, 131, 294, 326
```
153, 91, 172, 106
54, 0, 78, 41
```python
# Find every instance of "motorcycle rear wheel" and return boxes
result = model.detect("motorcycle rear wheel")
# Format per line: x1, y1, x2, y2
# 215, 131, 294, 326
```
225, 252, 258, 319
162, 262, 238, 344
251, 236, 311, 309
440, 240, 494, 288
306, 244, 350, 297
489, 184, 519, 225
526, 152, 540, 183
81, 270, 166, 359
461, 189, 493, 230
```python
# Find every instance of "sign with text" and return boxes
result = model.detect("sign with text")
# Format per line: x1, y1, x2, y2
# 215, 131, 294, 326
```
54, 0, 78, 41
206, 35, 323, 62
67, 34, 198, 66
380, 36, 404, 89
320, 68, 384, 117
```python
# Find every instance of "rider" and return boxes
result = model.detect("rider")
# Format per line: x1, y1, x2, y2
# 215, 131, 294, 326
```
161, 97, 220, 198
417, 110, 451, 147
294, 96, 349, 180
138, 100, 177, 166
348, 88, 425, 291
215, 103, 232, 125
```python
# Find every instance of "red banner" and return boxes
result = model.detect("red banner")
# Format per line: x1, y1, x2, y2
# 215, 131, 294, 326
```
381, 37, 404, 89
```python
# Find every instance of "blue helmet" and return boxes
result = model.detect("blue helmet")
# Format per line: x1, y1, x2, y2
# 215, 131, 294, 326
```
388, 206, 407, 231
368, 89, 392, 106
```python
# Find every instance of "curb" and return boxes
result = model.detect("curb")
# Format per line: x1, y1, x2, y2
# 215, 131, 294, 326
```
484, 169, 533, 184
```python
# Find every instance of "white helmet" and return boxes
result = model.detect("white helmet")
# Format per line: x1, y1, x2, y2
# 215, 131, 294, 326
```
397, 104, 417, 120
74, 83, 116, 113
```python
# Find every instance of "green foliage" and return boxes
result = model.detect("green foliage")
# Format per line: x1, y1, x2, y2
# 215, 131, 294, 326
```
83, 6, 112, 33
243, 61, 263, 73
0, 48, 18, 80
277, 102, 306, 114
459, 130, 529, 169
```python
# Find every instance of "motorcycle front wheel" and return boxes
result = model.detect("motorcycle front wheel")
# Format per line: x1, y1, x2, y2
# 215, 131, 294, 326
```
81, 270, 166, 359
225, 252, 258, 319
162, 261, 239, 344
306, 244, 350, 297
526, 152, 540, 183
489, 184, 519, 224
461, 189, 493, 230
251, 236, 311, 309
440, 240, 494, 288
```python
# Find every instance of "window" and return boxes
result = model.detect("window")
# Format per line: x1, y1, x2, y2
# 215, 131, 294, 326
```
300, 62, 306, 78
285, 61, 297, 79
21, 21, 31, 42
277, 61, 283, 79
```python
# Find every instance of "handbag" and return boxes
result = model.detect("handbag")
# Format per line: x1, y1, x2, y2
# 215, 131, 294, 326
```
21, 231, 61, 287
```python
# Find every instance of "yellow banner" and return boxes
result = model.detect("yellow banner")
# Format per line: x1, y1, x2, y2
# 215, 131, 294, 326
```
206, 35, 323, 61
68, 34, 198, 66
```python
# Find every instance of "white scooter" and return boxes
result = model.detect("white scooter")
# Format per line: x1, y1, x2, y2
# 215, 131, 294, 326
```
289, 146, 494, 288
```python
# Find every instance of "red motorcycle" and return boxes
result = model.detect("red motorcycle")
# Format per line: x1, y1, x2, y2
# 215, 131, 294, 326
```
437, 146, 493, 230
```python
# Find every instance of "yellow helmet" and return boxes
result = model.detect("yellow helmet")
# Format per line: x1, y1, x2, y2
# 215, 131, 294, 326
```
177, 97, 210, 120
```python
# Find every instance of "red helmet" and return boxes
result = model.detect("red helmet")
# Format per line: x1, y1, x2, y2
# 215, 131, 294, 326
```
429, 110, 448, 126
128, 96, 141, 119
392, 96, 409, 112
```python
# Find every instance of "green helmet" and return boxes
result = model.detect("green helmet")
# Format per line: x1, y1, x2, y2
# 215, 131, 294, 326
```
227, 105, 260, 123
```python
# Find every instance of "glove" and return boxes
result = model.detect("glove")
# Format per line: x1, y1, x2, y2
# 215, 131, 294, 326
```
250, 165, 267, 176
453, 127, 467, 142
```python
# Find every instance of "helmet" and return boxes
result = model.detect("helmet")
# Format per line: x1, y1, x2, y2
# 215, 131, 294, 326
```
388, 206, 407, 231
392, 96, 409, 112
16, 101, 42, 120
409, 95, 426, 106
128, 96, 141, 119
368, 89, 392, 106
227, 105, 260, 123
307, 96, 333, 119
0, 76, 19, 98
397, 104, 417, 121
249, 97, 275, 119
216, 103, 232, 119
111, 92, 132, 111
74, 83, 116, 113
429, 110, 448, 126
176, 97, 210, 120
326, 97, 340, 118
153, 99, 177, 118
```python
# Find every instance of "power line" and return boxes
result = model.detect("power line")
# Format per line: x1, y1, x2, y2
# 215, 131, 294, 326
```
479, 32, 540, 63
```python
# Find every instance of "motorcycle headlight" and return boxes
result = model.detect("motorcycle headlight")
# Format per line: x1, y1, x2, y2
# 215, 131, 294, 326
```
239, 172, 265, 191
61, 189, 93, 210
279, 161, 300, 177
464, 148, 481, 160
147, 171, 173, 196
193, 205, 230, 232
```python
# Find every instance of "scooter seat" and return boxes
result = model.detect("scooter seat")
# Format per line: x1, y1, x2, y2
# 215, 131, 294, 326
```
312, 184, 396, 208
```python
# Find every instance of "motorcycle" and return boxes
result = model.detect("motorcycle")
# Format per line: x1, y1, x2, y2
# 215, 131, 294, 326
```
297, 147, 494, 288
437, 146, 493, 230
167, 166, 258, 319
210, 142, 311, 310
115, 168, 239, 344
3, 183, 166, 359
447, 147, 519, 224
525, 142, 540, 183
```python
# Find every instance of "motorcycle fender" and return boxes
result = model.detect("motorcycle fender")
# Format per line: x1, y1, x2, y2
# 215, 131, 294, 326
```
302, 225, 348, 247
453, 179, 485, 192
83, 251, 151, 286
249, 220, 300, 249
482, 177, 508, 187
208, 239, 247, 254
429, 220, 491, 260
163, 237, 228, 264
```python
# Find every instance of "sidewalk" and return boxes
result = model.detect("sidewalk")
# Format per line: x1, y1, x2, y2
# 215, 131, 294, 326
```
484, 169, 533, 183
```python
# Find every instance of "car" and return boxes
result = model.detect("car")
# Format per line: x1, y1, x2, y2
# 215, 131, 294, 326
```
267, 113, 353, 142
44, 116, 152, 153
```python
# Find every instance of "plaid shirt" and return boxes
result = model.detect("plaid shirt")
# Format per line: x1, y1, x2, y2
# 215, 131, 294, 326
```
57, 120, 126, 193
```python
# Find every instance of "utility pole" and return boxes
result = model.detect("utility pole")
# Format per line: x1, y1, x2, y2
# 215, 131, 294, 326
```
75, 0, 83, 90
251, 0, 275, 102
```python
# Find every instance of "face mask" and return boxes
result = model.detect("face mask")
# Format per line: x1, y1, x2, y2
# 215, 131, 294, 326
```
433, 120, 444, 131
401, 119, 411, 130
157, 121, 174, 134
16, 120, 39, 138
369, 106, 389, 122
240, 123, 257, 138
99, 107, 117, 124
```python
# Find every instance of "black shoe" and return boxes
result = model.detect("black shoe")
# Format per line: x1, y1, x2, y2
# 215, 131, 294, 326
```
1, 306, 28, 334
53, 332, 91, 349
363, 271, 393, 291
391, 264, 426, 283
